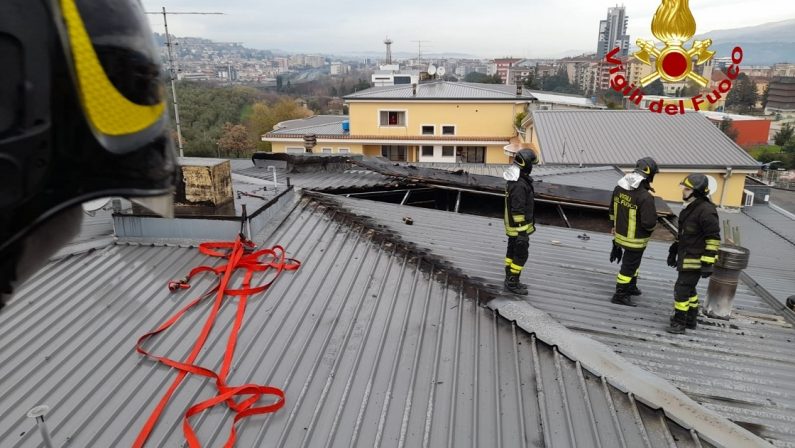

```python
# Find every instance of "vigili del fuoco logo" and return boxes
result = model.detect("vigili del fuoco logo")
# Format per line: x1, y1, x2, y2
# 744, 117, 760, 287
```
604, 0, 744, 115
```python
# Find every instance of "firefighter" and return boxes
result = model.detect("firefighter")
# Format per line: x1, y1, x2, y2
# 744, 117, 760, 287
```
666, 174, 721, 334
609, 157, 659, 306
0, 0, 178, 309
503, 149, 538, 295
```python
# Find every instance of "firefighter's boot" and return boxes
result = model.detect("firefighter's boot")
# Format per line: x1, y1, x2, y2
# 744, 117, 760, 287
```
667, 310, 688, 334
610, 284, 637, 307
504, 274, 528, 295
627, 276, 642, 296
505, 266, 528, 289
686, 307, 699, 330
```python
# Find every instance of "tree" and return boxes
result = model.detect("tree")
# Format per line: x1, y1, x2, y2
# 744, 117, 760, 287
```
217, 123, 253, 158
761, 84, 770, 109
774, 123, 794, 146
598, 89, 624, 109
167, 82, 267, 156
276, 75, 283, 91
719, 117, 739, 142
464, 72, 502, 84
522, 75, 541, 90
680, 81, 701, 98
246, 97, 312, 151
726, 73, 758, 112
645, 79, 665, 96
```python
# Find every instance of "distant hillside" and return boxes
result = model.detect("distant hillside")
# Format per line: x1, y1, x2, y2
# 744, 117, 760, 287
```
694, 19, 795, 64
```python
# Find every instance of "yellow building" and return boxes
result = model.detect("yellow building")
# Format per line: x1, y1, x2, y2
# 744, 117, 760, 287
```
524, 110, 760, 208
264, 81, 541, 164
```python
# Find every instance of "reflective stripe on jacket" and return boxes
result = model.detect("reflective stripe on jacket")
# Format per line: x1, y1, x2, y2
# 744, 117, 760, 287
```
504, 176, 535, 237
677, 198, 721, 271
610, 185, 657, 250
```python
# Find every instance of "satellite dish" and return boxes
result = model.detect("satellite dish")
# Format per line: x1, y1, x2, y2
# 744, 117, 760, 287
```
427, 64, 437, 75
437, 66, 446, 76
705, 175, 718, 197
82, 197, 111, 216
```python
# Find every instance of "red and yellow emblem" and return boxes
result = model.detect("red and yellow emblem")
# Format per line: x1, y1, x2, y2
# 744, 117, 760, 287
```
634, 0, 715, 87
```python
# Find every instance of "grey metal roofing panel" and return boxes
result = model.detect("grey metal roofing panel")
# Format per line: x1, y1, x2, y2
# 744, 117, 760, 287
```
533, 110, 761, 169
742, 205, 795, 245
325, 195, 795, 447
51, 208, 116, 259
270, 115, 348, 135
719, 207, 795, 305
0, 196, 712, 447
235, 165, 397, 191
527, 90, 604, 108
345, 81, 533, 100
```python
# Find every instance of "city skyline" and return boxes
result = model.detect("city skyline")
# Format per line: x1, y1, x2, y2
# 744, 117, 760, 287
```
141, 0, 795, 58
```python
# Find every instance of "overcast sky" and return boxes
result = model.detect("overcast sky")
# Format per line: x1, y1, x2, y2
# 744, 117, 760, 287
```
140, 0, 795, 58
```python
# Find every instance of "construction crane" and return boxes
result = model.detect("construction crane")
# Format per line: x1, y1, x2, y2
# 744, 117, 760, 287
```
145, 8, 224, 157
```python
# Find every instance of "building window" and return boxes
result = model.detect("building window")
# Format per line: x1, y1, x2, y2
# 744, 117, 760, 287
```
421, 125, 435, 135
442, 125, 455, 135
322, 147, 332, 153
380, 111, 406, 127
442, 146, 454, 157
421, 146, 434, 157
338, 148, 350, 154
381, 145, 407, 161
458, 146, 485, 163
286, 147, 304, 154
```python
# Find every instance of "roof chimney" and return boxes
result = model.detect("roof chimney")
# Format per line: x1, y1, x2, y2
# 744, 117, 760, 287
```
516, 80, 522, 96
412, 83, 417, 96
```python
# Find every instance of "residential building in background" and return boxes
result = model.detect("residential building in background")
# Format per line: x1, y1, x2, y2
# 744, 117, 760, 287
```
596, 5, 630, 58
493, 58, 521, 83
772, 63, 795, 78
264, 81, 538, 163
625, 57, 654, 87
766, 77, 795, 116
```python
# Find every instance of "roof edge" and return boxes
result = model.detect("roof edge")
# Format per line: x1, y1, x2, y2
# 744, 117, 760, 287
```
489, 298, 772, 448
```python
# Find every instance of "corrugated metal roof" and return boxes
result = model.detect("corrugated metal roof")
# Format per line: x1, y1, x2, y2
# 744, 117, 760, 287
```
722, 207, 795, 306
743, 205, 795, 245
270, 115, 348, 136
235, 165, 399, 192
532, 110, 761, 169
51, 208, 116, 259
324, 194, 795, 447
0, 193, 722, 447
527, 90, 605, 109
345, 81, 534, 101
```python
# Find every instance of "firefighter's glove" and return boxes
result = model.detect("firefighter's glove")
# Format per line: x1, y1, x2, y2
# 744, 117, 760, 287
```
667, 242, 678, 268
609, 241, 623, 264
701, 263, 714, 279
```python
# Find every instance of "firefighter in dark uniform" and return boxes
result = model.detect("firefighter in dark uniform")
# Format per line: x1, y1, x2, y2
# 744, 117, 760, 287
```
503, 149, 538, 295
666, 174, 721, 334
609, 157, 659, 306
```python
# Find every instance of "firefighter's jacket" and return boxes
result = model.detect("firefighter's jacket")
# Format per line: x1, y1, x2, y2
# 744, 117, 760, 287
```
610, 173, 657, 250
503, 167, 535, 237
677, 197, 721, 271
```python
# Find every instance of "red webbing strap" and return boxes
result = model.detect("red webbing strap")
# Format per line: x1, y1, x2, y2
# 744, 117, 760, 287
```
133, 235, 300, 447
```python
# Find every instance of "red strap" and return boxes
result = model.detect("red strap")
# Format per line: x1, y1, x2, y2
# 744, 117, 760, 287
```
133, 236, 300, 447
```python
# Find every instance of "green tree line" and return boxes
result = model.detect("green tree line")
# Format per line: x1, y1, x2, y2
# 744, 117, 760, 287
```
165, 82, 310, 157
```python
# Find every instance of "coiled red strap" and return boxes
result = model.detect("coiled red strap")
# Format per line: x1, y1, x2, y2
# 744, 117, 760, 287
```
133, 235, 300, 447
